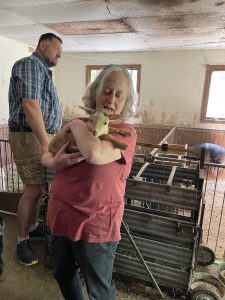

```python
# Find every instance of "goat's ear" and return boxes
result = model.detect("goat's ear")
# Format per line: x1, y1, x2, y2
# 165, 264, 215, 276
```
78, 106, 94, 115
109, 114, 121, 120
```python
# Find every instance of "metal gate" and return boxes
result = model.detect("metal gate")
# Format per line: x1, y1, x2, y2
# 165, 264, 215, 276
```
114, 158, 204, 297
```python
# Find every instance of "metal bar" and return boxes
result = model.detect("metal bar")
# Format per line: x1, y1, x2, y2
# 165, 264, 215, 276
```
133, 162, 149, 180
215, 191, 225, 251
167, 166, 177, 186
123, 208, 197, 244
149, 127, 177, 158
122, 219, 165, 299
136, 142, 202, 155
119, 233, 192, 266
125, 179, 201, 213
206, 173, 218, 244
115, 254, 189, 290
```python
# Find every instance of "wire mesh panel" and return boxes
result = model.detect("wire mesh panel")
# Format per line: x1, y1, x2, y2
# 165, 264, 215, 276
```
0, 139, 23, 193
201, 164, 225, 259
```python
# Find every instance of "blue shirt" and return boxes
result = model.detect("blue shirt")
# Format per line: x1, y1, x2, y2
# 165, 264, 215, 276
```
189, 143, 225, 164
8, 53, 62, 133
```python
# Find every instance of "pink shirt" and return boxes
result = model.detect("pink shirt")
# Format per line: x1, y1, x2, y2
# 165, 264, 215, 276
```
47, 122, 137, 242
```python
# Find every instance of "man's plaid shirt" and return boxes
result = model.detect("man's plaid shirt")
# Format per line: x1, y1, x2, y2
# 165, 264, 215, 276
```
8, 53, 62, 133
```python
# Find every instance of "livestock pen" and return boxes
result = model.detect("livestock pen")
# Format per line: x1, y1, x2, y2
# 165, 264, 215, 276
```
1, 124, 225, 298
134, 125, 225, 260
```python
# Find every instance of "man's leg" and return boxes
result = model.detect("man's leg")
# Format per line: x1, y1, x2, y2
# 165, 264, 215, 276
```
28, 197, 46, 242
16, 184, 42, 266
17, 184, 42, 238
9, 132, 46, 266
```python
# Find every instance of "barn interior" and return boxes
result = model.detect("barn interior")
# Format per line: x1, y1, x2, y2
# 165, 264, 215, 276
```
1, 1, 225, 299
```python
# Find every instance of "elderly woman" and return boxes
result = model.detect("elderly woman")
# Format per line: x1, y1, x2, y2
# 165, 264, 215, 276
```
41, 64, 138, 300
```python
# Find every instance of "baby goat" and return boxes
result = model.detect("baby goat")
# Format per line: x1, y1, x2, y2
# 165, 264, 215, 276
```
48, 106, 132, 154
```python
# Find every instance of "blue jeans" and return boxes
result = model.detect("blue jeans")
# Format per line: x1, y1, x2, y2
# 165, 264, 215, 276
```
52, 236, 118, 300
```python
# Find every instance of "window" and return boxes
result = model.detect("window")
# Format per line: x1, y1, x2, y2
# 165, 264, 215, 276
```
201, 65, 225, 123
86, 64, 141, 99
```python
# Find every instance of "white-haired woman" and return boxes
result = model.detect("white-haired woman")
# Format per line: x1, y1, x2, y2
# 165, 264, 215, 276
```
41, 64, 138, 300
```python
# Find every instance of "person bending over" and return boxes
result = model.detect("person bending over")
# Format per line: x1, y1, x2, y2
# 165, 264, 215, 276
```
189, 143, 225, 175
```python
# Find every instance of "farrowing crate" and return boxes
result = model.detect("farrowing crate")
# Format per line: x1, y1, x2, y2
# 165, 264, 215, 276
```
114, 158, 204, 297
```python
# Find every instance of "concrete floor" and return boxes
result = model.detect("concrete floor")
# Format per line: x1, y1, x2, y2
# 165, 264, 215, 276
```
0, 213, 150, 300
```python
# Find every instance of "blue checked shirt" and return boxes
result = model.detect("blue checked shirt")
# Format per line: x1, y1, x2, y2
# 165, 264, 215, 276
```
8, 53, 62, 133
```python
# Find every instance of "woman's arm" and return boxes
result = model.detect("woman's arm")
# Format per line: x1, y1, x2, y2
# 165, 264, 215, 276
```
41, 142, 84, 170
69, 119, 122, 165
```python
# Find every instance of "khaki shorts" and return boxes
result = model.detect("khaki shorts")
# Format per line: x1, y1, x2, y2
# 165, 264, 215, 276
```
9, 132, 53, 185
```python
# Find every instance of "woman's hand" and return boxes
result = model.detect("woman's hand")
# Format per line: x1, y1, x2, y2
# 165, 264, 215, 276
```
54, 141, 85, 170
41, 141, 85, 170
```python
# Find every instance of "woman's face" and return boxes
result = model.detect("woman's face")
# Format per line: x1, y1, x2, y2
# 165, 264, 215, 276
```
96, 71, 129, 115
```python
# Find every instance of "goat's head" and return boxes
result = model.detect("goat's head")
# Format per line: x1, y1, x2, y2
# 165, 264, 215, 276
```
79, 106, 120, 137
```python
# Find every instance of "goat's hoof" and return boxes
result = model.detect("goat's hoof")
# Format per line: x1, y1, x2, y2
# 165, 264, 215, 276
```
117, 130, 132, 137
126, 132, 132, 136
120, 144, 128, 150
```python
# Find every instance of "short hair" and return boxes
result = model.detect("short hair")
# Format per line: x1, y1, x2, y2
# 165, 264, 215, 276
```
82, 64, 138, 121
38, 33, 63, 45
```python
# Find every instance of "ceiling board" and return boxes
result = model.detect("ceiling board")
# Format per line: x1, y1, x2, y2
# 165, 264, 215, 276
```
46, 19, 134, 35
0, 0, 225, 52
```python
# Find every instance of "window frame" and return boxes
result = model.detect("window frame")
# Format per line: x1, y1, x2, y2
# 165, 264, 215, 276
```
201, 64, 225, 124
86, 64, 141, 100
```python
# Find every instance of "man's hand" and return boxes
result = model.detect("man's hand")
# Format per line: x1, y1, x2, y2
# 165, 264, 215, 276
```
22, 99, 50, 151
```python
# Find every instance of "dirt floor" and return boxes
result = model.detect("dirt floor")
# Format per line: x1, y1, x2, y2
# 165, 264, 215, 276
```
1, 171, 224, 300
0, 213, 152, 300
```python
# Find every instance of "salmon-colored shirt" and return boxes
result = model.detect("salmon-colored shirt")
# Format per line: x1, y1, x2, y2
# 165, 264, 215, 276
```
47, 121, 137, 242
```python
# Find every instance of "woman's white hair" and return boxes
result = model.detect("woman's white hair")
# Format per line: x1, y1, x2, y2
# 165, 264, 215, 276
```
82, 64, 138, 121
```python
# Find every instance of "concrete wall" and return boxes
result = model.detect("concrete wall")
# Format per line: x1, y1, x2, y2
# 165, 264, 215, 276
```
0, 36, 30, 124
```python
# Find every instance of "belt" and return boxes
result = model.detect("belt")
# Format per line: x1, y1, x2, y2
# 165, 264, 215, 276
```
9, 126, 32, 132
9, 126, 57, 134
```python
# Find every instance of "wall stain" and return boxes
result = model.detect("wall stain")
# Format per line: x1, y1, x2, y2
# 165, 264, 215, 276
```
138, 0, 199, 7
215, 1, 225, 6
138, 104, 199, 127
63, 100, 199, 128
63, 105, 80, 122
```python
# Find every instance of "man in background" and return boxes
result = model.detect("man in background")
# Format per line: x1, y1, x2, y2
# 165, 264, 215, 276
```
8, 33, 63, 266
189, 143, 225, 175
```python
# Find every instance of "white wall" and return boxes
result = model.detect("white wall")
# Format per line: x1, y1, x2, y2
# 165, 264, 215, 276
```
0, 36, 30, 124
55, 50, 225, 129
1, 37, 225, 131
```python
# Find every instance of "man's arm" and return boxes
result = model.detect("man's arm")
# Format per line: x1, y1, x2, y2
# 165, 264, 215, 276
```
22, 99, 49, 153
